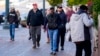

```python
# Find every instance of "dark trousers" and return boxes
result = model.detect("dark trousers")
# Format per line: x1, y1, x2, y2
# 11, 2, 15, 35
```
75, 40, 92, 56
15, 22, 19, 28
30, 26, 41, 46
57, 27, 66, 50
29, 26, 31, 37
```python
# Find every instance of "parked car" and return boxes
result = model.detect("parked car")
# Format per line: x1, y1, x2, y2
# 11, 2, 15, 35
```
20, 13, 28, 27
0, 15, 4, 24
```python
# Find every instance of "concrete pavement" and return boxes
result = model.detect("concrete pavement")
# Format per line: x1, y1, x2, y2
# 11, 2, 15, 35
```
0, 24, 97, 56
0, 28, 76, 56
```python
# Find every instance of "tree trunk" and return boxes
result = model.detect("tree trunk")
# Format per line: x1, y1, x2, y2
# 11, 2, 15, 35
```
93, 14, 100, 56
98, 14, 100, 56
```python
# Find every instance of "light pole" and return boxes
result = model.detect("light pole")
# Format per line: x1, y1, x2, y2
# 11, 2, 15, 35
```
43, 0, 45, 17
98, 15, 100, 56
3, 0, 9, 29
6, 0, 9, 18
62, 0, 67, 7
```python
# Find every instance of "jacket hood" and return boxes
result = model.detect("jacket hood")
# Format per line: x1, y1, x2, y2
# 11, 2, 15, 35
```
72, 14, 81, 21
77, 9, 85, 14
72, 9, 86, 21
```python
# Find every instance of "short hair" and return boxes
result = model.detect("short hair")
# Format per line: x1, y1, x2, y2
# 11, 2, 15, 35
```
57, 5, 62, 8
50, 7, 54, 10
79, 5, 88, 10
32, 3, 37, 6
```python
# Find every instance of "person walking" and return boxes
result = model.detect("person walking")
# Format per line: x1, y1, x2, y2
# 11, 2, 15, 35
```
44, 7, 61, 55
28, 25, 31, 40
66, 6, 74, 22
15, 10, 21, 28
66, 5, 94, 56
66, 6, 75, 41
7, 8, 18, 41
27, 3, 44, 49
45, 9, 51, 43
56, 6, 67, 51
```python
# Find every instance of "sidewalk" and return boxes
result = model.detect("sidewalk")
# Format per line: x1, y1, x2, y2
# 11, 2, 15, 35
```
0, 28, 76, 56
0, 24, 98, 56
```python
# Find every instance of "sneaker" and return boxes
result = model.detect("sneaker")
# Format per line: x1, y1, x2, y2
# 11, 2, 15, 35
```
61, 47, 64, 51
33, 45, 36, 49
56, 49, 59, 52
52, 52, 56, 55
12, 38, 15, 41
37, 42, 40, 47
10, 38, 14, 41
50, 52, 53, 55
28, 37, 31, 40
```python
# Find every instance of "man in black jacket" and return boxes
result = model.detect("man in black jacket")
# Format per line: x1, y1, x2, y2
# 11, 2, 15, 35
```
56, 6, 67, 51
44, 7, 61, 55
8, 8, 18, 41
27, 3, 44, 49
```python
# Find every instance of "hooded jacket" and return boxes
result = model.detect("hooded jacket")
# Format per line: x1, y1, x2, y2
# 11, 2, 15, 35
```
66, 11, 93, 42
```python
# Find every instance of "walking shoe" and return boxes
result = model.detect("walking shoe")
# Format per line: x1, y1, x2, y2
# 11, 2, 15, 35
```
61, 47, 64, 51
52, 52, 56, 55
32, 45, 36, 49
37, 42, 40, 47
12, 38, 15, 41
10, 38, 14, 41
28, 37, 31, 40
50, 52, 56, 55
56, 49, 59, 52
50, 52, 53, 55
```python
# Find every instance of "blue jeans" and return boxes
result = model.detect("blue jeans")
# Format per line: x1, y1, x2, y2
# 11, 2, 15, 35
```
48, 29, 58, 52
10, 24, 15, 39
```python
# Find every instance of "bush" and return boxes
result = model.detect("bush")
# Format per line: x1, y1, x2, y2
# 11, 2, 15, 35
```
93, 0, 100, 28
93, 12, 98, 28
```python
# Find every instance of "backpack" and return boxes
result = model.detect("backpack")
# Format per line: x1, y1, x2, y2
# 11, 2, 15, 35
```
47, 14, 58, 29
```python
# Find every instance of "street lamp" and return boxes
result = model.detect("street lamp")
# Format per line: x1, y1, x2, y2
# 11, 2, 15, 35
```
3, 0, 9, 29
43, 0, 45, 17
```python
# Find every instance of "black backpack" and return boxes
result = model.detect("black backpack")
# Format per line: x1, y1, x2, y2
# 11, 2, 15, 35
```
47, 14, 58, 29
